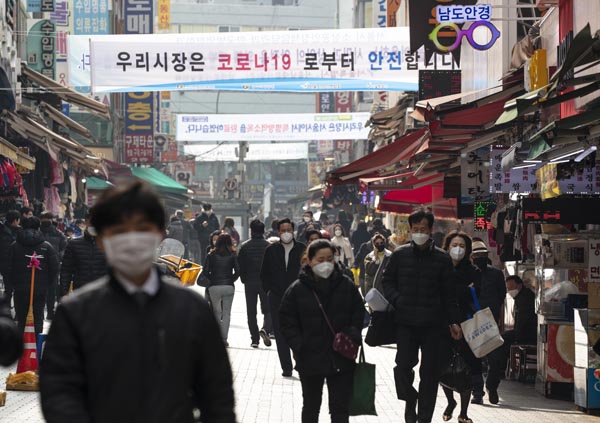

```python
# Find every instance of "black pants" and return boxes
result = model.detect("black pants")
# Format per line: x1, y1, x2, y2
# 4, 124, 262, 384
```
394, 325, 443, 423
483, 330, 515, 391
245, 284, 272, 343
442, 338, 481, 418
269, 292, 293, 373
46, 279, 57, 318
299, 371, 354, 423
14, 289, 46, 340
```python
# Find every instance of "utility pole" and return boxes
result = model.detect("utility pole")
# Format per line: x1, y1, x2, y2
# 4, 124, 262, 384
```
237, 141, 247, 201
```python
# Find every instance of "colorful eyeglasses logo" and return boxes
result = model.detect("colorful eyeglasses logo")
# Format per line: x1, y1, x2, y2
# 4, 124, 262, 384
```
429, 20, 501, 52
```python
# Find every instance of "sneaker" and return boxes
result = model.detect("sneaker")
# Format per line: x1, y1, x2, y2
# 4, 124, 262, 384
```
471, 396, 483, 405
269, 332, 276, 339
251, 342, 259, 349
259, 329, 272, 347
487, 389, 499, 405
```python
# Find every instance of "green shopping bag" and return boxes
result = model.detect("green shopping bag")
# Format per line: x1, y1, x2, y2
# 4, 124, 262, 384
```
349, 345, 377, 416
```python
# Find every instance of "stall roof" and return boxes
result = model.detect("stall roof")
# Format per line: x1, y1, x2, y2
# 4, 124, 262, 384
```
130, 167, 188, 195
0, 136, 36, 170
86, 176, 113, 190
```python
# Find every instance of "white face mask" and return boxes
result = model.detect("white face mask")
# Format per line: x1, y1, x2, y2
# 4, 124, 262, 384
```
508, 288, 520, 298
411, 233, 429, 246
312, 262, 334, 279
280, 232, 294, 244
205, 210, 212, 215
103, 232, 162, 279
450, 246, 466, 261
303, 216, 311, 223
334, 230, 343, 237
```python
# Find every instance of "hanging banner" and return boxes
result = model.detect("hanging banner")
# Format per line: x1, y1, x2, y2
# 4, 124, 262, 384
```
461, 147, 490, 203
158, 0, 170, 30
186, 143, 308, 161
176, 113, 370, 142
88, 27, 458, 93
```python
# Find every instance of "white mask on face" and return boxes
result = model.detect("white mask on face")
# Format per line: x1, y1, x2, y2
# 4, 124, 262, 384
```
508, 288, 520, 298
205, 210, 212, 215
313, 262, 334, 279
411, 233, 429, 246
450, 246, 466, 261
303, 216, 311, 223
103, 232, 162, 279
334, 230, 343, 237
280, 232, 294, 244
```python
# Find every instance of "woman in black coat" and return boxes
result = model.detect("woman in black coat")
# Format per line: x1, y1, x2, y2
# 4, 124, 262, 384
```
441, 230, 482, 423
279, 239, 364, 423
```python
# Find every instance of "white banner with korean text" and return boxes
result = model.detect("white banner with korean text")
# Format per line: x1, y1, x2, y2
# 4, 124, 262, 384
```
176, 113, 371, 142
86, 27, 458, 93
187, 143, 309, 161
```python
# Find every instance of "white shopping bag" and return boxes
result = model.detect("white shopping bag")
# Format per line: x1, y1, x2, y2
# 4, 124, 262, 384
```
460, 306, 504, 358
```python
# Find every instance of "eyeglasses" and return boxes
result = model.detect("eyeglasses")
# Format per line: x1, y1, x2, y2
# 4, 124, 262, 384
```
429, 21, 501, 53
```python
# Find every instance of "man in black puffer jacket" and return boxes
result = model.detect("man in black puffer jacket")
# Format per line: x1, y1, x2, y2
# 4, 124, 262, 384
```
40, 212, 67, 320
382, 209, 461, 423
7, 217, 59, 338
0, 293, 22, 366
0, 210, 21, 306
60, 228, 107, 296
238, 219, 272, 348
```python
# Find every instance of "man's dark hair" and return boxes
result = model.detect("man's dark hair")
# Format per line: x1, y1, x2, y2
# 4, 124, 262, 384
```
277, 218, 294, 231
271, 219, 279, 230
305, 229, 321, 242
357, 221, 367, 232
22, 217, 40, 230
506, 275, 524, 285
303, 211, 313, 217
90, 182, 166, 236
40, 212, 54, 220
203, 203, 212, 211
5, 210, 20, 225
372, 218, 383, 227
20, 207, 32, 216
250, 219, 265, 235
442, 230, 473, 257
307, 239, 336, 261
408, 208, 435, 229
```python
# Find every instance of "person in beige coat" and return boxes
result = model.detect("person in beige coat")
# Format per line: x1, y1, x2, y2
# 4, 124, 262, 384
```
331, 223, 354, 268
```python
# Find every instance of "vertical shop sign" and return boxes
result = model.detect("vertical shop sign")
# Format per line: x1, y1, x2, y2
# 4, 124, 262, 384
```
335, 92, 353, 165
74, 0, 109, 35
473, 201, 494, 232
158, 0, 170, 30
41, 0, 54, 12
41, 21, 56, 79
123, 0, 153, 163
589, 240, 600, 282
461, 147, 490, 203
317, 93, 335, 113
27, 0, 41, 12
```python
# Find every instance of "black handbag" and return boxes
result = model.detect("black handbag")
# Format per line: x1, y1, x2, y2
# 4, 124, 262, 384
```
365, 311, 396, 347
197, 254, 212, 288
439, 347, 472, 393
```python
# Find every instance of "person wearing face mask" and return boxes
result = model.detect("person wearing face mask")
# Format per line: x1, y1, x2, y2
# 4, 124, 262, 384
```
440, 231, 482, 423
470, 240, 506, 405
40, 182, 236, 423
297, 210, 318, 241
382, 208, 461, 423
331, 224, 354, 268
279, 239, 364, 423
40, 212, 67, 320
260, 218, 306, 377
193, 203, 220, 264
363, 233, 392, 297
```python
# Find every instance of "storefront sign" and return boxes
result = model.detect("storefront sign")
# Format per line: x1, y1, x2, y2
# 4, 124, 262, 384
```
42, 0, 54, 12
373, 0, 387, 28
431, 5, 500, 53
158, 0, 170, 30
419, 69, 461, 100
27, 20, 56, 80
74, 0, 109, 35
88, 27, 459, 93
522, 197, 600, 224
589, 240, 600, 282
335, 92, 352, 113
461, 147, 490, 203
27, 0, 42, 12
318, 93, 335, 114
187, 143, 308, 162
176, 113, 370, 142
124, 134, 154, 163
473, 200, 494, 232
124, 91, 154, 163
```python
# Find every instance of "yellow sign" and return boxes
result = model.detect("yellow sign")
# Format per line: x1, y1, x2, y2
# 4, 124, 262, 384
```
158, 0, 170, 30
529, 49, 548, 91
536, 163, 561, 200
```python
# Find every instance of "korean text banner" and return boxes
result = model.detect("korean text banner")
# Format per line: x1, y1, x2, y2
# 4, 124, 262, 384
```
186, 143, 309, 161
89, 27, 454, 93
176, 113, 371, 142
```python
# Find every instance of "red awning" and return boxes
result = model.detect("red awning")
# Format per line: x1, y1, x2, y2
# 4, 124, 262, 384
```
328, 127, 428, 183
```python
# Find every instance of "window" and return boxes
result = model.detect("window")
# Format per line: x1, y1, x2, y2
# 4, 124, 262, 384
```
218, 26, 240, 32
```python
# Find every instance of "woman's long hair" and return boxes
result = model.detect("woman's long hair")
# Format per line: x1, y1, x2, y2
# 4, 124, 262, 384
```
213, 233, 235, 255
222, 217, 235, 229
442, 230, 473, 258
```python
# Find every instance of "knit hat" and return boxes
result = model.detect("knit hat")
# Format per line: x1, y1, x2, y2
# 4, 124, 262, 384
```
472, 241, 488, 254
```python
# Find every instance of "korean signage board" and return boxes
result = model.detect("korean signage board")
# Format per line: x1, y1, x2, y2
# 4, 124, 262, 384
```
158, 0, 170, 30
27, 20, 56, 80
87, 27, 459, 94
522, 198, 600, 225
473, 200, 495, 232
490, 147, 599, 195
318, 93, 335, 114
176, 113, 370, 142
589, 240, 600, 282
335, 92, 352, 113
74, 0, 109, 35
461, 147, 490, 203
28, 0, 53, 12
186, 143, 308, 162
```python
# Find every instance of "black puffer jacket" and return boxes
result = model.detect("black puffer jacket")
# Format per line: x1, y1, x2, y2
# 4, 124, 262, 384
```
39, 271, 236, 423
237, 235, 270, 287
477, 265, 506, 322
0, 293, 22, 366
260, 240, 306, 298
449, 259, 482, 324
205, 252, 239, 286
0, 223, 19, 276
41, 223, 67, 259
60, 232, 107, 296
7, 229, 59, 293
279, 265, 364, 376
382, 240, 460, 327
167, 219, 186, 244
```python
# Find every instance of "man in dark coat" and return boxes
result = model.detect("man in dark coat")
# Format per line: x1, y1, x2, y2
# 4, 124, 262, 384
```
260, 218, 306, 377
238, 219, 272, 348
369, 218, 392, 238
40, 212, 67, 320
471, 240, 507, 404
382, 209, 461, 423
40, 181, 236, 423
194, 203, 220, 264
60, 227, 107, 296
7, 217, 59, 338
0, 210, 21, 306
0, 293, 22, 366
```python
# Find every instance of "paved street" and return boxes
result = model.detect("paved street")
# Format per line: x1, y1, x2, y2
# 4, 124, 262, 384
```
1, 283, 599, 423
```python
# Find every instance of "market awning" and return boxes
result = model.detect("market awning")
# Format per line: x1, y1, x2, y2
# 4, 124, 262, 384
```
86, 176, 113, 190
0, 136, 36, 170
39, 101, 94, 141
553, 24, 600, 85
130, 167, 188, 195
328, 127, 428, 183
21, 64, 110, 120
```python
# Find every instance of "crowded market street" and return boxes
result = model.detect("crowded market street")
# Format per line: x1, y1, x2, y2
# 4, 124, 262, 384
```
0, 283, 597, 423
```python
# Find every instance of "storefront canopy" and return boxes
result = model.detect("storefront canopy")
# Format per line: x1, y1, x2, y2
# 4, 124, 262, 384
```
0, 136, 36, 171
86, 176, 113, 190
130, 167, 188, 195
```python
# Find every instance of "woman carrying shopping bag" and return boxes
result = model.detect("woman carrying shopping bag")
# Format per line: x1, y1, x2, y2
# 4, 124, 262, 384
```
440, 230, 482, 423
279, 239, 365, 423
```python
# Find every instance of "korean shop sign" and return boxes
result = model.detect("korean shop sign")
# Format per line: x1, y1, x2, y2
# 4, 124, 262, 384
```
473, 201, 495, 232
88, 27, 457, 94
27, 20, 56, 80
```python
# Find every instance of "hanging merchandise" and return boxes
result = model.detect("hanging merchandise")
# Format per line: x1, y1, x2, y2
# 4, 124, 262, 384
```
0, 156, 27, 213
50, 158, 64, 185
44, 186, 61, 216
